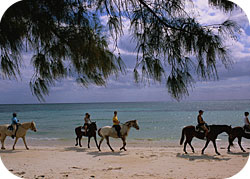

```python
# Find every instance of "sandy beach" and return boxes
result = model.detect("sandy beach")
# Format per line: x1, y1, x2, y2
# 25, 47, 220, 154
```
0, 139, 249, 179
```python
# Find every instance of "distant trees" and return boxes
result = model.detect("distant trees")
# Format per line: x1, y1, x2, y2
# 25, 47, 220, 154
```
0, 0, 241, 101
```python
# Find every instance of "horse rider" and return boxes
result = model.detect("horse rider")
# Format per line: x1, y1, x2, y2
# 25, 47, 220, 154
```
244, 112, 250, 130
83, 113, 91, 135
197, 110, 209, 138
113, 111, 121, 138
7, 113, 20, 139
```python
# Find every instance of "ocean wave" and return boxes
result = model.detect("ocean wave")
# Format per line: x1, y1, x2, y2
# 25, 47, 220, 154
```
26, 137, 61, 141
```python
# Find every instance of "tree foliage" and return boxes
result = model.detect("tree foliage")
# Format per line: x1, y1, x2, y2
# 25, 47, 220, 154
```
0, 0, 241, 101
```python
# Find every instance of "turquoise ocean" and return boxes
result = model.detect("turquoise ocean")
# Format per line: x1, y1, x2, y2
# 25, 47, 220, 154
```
0, 100, 250, 145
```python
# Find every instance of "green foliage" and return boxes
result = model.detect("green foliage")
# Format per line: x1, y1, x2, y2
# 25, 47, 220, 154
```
0, 0, 241, 101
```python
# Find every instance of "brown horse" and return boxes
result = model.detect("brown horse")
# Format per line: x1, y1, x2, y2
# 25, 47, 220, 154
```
75, 122, 99, 149
180, 125, 232, 155
227, 126, 250, 152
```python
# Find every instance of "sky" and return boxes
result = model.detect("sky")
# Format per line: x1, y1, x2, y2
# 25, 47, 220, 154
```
0, 0, 250, 104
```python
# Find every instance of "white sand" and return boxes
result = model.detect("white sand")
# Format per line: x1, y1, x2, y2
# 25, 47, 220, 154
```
0, 140, 249, 179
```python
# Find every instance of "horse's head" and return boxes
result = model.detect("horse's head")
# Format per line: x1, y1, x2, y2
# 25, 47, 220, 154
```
30, 121, 37, 132
131, 120, 140, 130
89, 122, 97, 131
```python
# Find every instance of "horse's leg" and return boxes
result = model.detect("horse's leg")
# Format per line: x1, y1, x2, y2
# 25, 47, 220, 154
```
98, 137, 104, 151
22, 136, 29, 150
238, 137, 246, 152
94, 136, 99, 150
227, 136, 236, 152
201, 140, 210, 154
120, 137, 127, 151
79, 136, 82, 147
88, 136, 91, 148
75, 137, 78, 146
188, 141, 195, 153
106, 136, 114, 152
13, 137, 19, 150
212, 140, 220, 155
183, 141, 188, 154
1, 135, 6, 150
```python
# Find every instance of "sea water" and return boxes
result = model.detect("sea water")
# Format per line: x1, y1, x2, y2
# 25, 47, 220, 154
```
0, 100, 249, 145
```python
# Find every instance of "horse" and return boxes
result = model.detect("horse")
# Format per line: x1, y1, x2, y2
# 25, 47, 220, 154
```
0, 121, 37, 150
180, 125, 232, 155
75, 122, 99, 149
227, 126, 250, 152
98, 120, 139, 152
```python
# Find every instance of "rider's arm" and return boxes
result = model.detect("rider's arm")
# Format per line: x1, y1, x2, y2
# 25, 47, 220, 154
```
198, 116, 204, 124
246, 117, 250, 125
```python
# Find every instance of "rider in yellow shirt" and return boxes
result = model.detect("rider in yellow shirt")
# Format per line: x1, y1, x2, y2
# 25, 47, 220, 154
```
113, 111, 121, 137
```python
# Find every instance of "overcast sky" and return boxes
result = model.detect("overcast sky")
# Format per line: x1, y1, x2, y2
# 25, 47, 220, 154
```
0, 0, 250, 104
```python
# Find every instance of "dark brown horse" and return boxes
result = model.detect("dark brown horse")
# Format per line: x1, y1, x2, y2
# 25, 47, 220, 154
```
180, 125, 232, 155
75, 122, 99, 149
227, 126, 250, 152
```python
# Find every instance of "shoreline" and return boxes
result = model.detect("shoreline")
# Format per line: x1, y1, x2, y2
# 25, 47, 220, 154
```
2, 136, 237, 148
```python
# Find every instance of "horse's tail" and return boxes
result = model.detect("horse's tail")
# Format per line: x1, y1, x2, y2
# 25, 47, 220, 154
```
98, 128, 102, 137
180, 127, 186, 145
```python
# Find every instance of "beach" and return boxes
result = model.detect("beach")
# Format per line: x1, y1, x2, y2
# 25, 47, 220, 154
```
1, 101, 250, 178
0, 140, 249, 179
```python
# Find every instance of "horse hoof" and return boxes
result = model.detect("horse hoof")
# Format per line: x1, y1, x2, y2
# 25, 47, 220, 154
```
217, 153, 221, 155
75, 144, 78, 146
26, 148, 29, 150
80, 145, 82, 147
243, 150, 246, 152
1, 147, 5, 150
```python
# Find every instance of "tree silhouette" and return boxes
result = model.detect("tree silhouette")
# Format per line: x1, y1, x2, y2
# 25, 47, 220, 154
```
0, 0, 241, 101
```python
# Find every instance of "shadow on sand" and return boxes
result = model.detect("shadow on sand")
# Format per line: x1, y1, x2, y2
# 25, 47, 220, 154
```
0, 149, 22, 154
64, 146, 88, 152
227, 151, 249, 158
176, 153, 231, 161
87, 150, 128, 157
63, 146, 127, 157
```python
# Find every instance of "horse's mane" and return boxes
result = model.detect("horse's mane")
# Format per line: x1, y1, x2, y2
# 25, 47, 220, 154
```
124, 120, 136, 126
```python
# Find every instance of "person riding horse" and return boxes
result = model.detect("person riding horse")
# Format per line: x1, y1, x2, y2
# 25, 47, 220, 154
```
113, 111, 121, 138
7, 113, 20, 139
243, 112, 250, 131
83, 113, 91, 135
197, 110, 209, 138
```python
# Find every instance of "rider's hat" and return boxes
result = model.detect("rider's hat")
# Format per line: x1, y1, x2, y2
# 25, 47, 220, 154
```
199, 110, 204, 113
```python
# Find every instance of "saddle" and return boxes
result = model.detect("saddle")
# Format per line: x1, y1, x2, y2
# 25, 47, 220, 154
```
243, 125, 250, 134
195, 124, 210, 133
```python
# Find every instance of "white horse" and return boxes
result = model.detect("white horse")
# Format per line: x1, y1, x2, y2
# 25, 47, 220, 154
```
98, 120, 139, 152
0, 121, 37, 150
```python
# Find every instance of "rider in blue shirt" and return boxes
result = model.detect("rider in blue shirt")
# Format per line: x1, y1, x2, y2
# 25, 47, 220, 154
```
12, 113, 19, 125
11, 113, 19, 139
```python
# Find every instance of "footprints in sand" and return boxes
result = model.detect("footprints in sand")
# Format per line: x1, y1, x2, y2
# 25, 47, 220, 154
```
102, 167, 122, 171
136, 151, 160, 159
8, 169, 26, 178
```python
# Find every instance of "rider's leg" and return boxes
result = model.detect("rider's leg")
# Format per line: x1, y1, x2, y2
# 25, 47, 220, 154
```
84, 125, 87, 135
